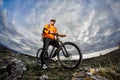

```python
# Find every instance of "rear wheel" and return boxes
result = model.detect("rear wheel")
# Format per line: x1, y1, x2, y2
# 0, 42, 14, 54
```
36, 48, 51, 65
36, 48, 42, 63
57, 42, 82, 69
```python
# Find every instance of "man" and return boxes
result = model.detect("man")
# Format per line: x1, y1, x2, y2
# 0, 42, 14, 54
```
41, 19, 66, 69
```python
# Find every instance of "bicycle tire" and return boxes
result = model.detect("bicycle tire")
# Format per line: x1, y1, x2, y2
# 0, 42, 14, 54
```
36, 48, 50, 65
36, 48, 43, 63
57, 42, 82, 69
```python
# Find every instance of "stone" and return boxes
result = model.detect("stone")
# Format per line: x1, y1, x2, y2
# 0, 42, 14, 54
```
0, 57, 26, 80
34, 75, 49, 80
72, 67, 109, 80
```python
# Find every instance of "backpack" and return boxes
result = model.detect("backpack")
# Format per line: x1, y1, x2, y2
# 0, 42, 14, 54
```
42, 24, 50, 39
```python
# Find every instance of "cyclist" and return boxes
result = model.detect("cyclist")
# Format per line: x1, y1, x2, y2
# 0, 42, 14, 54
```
41, 19, 66, 69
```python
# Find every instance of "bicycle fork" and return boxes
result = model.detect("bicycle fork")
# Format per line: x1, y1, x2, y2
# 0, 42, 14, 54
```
61, 45, 70, 57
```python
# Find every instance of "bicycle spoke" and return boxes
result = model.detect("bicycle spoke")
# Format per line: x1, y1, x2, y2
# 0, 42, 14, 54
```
57, 42, 82, 69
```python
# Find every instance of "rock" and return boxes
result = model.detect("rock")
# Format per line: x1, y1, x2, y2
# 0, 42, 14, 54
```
72, 67, 109, 80
91, 76, 109, 80
0, 66, 6, 75
116, 73, 120, 80
0, 58, 26, 80
34, 75, 49, 80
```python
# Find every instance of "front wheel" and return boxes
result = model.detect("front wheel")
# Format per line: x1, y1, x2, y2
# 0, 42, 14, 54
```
57, 42, 82, 69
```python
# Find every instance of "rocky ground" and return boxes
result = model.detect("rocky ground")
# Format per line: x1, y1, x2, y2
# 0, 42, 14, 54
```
0, 46, 120, 80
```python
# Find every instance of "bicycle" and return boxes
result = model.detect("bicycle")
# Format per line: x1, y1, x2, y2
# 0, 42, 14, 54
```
36, 33, 82, 69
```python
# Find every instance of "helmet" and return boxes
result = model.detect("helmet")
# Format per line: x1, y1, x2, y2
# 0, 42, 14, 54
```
50, 19, 56, 22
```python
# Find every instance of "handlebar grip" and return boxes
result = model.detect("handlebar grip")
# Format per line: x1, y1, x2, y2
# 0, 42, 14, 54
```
61, 35, 66, 37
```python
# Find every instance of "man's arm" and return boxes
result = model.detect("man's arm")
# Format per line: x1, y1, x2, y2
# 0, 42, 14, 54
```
43, 24, 49, 34
49, 32, 66, 37
48, 26, 66, 37
58, 34, 66, 37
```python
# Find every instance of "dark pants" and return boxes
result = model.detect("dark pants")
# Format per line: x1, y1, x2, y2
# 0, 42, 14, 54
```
40, 37, 59, 65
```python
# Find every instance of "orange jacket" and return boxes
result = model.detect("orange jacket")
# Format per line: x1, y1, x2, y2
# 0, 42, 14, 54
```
42, 24, 57, 40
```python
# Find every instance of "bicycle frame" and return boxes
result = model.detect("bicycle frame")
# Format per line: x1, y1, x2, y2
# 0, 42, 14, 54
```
49, 46, 55, 58
48, 38, 61, 58
49, 35, 69, 58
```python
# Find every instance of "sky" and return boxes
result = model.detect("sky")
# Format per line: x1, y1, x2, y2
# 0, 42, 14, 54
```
0, 0, 120, 56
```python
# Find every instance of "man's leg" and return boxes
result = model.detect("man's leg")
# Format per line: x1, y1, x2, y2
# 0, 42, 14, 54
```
51, 40, 59, 58
40, 38, 51, 67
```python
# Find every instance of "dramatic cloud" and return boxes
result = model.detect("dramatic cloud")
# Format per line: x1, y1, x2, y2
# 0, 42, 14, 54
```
0, 0, 2, 5
0, 0, 120, 56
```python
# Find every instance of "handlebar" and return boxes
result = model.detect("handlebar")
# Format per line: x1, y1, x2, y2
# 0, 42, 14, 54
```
41, 33, 66, 42
52, 33, 66, 37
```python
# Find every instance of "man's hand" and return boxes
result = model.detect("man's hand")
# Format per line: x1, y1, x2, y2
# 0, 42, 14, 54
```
49, 31, 66, 37
49, 31, 54, 34
59, 34, 66, 37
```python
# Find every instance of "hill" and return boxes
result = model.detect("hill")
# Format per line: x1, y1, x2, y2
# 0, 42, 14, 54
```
82, 49, 120, 80
0, 46, 120, 80
83, 48, 120, 67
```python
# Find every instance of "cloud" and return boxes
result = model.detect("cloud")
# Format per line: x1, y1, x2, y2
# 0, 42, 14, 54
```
0, 0, 2, 6
0, 0, 120, 55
